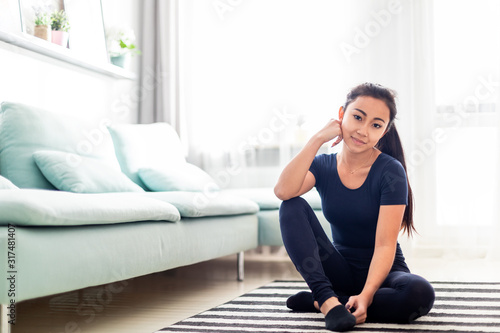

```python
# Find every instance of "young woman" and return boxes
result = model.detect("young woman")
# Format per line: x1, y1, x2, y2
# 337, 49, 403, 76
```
274, 83, 435, 332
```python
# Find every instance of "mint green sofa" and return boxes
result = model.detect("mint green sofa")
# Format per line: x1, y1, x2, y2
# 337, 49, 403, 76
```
223, 188, 331, 246
0, 102, 261, 329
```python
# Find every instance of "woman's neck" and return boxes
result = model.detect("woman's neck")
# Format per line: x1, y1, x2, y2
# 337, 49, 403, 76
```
339, 146, 378, 174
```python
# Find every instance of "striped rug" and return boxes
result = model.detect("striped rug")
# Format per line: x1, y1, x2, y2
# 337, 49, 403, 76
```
157, 280, 500, 333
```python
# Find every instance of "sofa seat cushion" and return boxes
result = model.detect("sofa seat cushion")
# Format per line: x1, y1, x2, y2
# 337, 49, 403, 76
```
139, 191, 259, 217
33, 150, 144, 193
0, 189, 180, 227
0, 102, 122, 189
138, 164, 219, 192
257, 209, 332, 246
222, 187, 322, 210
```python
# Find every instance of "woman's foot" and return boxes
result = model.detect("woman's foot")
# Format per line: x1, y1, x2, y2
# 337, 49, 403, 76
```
321, 297, 356, 332
286, 291, 320, 312
319, 297, 342, 315
324, 305, 356, 332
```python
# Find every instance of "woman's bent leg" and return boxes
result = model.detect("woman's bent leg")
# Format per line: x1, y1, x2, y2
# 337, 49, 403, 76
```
279, 197, 354, 308
367, 271, 435, 323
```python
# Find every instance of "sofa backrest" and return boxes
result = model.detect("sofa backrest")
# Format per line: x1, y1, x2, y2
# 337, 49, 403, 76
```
108, 123, 186, 189
0, 102, 122, 189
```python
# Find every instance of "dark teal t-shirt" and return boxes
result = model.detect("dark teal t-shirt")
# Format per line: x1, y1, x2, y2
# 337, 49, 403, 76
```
309, 152, 408, 249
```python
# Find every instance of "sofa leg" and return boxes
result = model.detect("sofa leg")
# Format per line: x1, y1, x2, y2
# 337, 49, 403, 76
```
237, 251, 244, 281
1, 304, 11, 333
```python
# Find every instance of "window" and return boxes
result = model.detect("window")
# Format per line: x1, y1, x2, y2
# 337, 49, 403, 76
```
433, 0, 499, 226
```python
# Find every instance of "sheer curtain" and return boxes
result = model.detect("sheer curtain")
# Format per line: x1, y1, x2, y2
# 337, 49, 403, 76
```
411, 0, 500, 259
139, 0, 183, 135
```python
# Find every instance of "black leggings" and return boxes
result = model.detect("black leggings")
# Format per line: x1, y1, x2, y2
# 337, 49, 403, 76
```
279, 197, 435, 323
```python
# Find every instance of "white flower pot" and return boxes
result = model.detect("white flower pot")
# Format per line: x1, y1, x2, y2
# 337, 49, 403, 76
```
110, 53, 131, 69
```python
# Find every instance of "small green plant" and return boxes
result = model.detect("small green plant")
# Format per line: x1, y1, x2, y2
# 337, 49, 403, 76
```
119, 39, 141, 55
51, 10, 70, 32
106, 26, 141, 57
34, 12, 50, 26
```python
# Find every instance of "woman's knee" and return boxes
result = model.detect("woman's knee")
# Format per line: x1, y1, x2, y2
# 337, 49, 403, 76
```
404, 275, 435, 321
280, 196, 308, 209
380, 272, 435, 323
279, 196, 310, 221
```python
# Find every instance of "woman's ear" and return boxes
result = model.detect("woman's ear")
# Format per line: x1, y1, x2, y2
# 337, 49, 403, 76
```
338, 106, 344, 121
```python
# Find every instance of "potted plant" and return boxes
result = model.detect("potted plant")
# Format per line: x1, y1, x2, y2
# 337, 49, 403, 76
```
106, 26, 141, 69
33, 12, 51, 41
50, 10, 70, 47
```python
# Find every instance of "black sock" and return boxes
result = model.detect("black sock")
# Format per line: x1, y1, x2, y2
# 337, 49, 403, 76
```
324, 305, 356, 332
286, 291, 319, 312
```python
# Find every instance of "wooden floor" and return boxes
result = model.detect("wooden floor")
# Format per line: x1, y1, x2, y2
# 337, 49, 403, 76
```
10, 249, 500, 333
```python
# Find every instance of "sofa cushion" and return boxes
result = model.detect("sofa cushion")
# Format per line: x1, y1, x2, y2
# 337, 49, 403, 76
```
108, 123, 186, 189
0, 189, 180, 226
0, 175, 18, 190
257, 209, 332, 246
222, 187, 322, 210
139, 191, 259, 217
221, 188, 282, 210
138, 164, 219, 192
0, 102, 121, 189
33, 150, 144, 193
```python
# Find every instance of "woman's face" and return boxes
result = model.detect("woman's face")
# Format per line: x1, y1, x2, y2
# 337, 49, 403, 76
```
339, 96, 391, 153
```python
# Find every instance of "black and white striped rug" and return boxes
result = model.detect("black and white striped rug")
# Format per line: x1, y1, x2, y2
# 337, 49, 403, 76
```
157, 280, 500, 333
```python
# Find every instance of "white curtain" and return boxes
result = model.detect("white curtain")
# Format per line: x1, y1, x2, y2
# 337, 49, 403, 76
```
177, 0, 500, 256
412, 0, 500, 259
402, 0, 438, 258
139, 0, 182, 135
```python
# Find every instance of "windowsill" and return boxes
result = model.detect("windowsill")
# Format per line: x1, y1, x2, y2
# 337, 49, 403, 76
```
0, 30, 136, 80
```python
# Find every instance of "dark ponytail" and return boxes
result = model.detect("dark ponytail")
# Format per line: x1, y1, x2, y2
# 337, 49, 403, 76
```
344, 83, 415, 236
375, 125, 415, 236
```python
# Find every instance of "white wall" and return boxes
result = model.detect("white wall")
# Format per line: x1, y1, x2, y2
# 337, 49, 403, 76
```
0, 0, 142, 125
